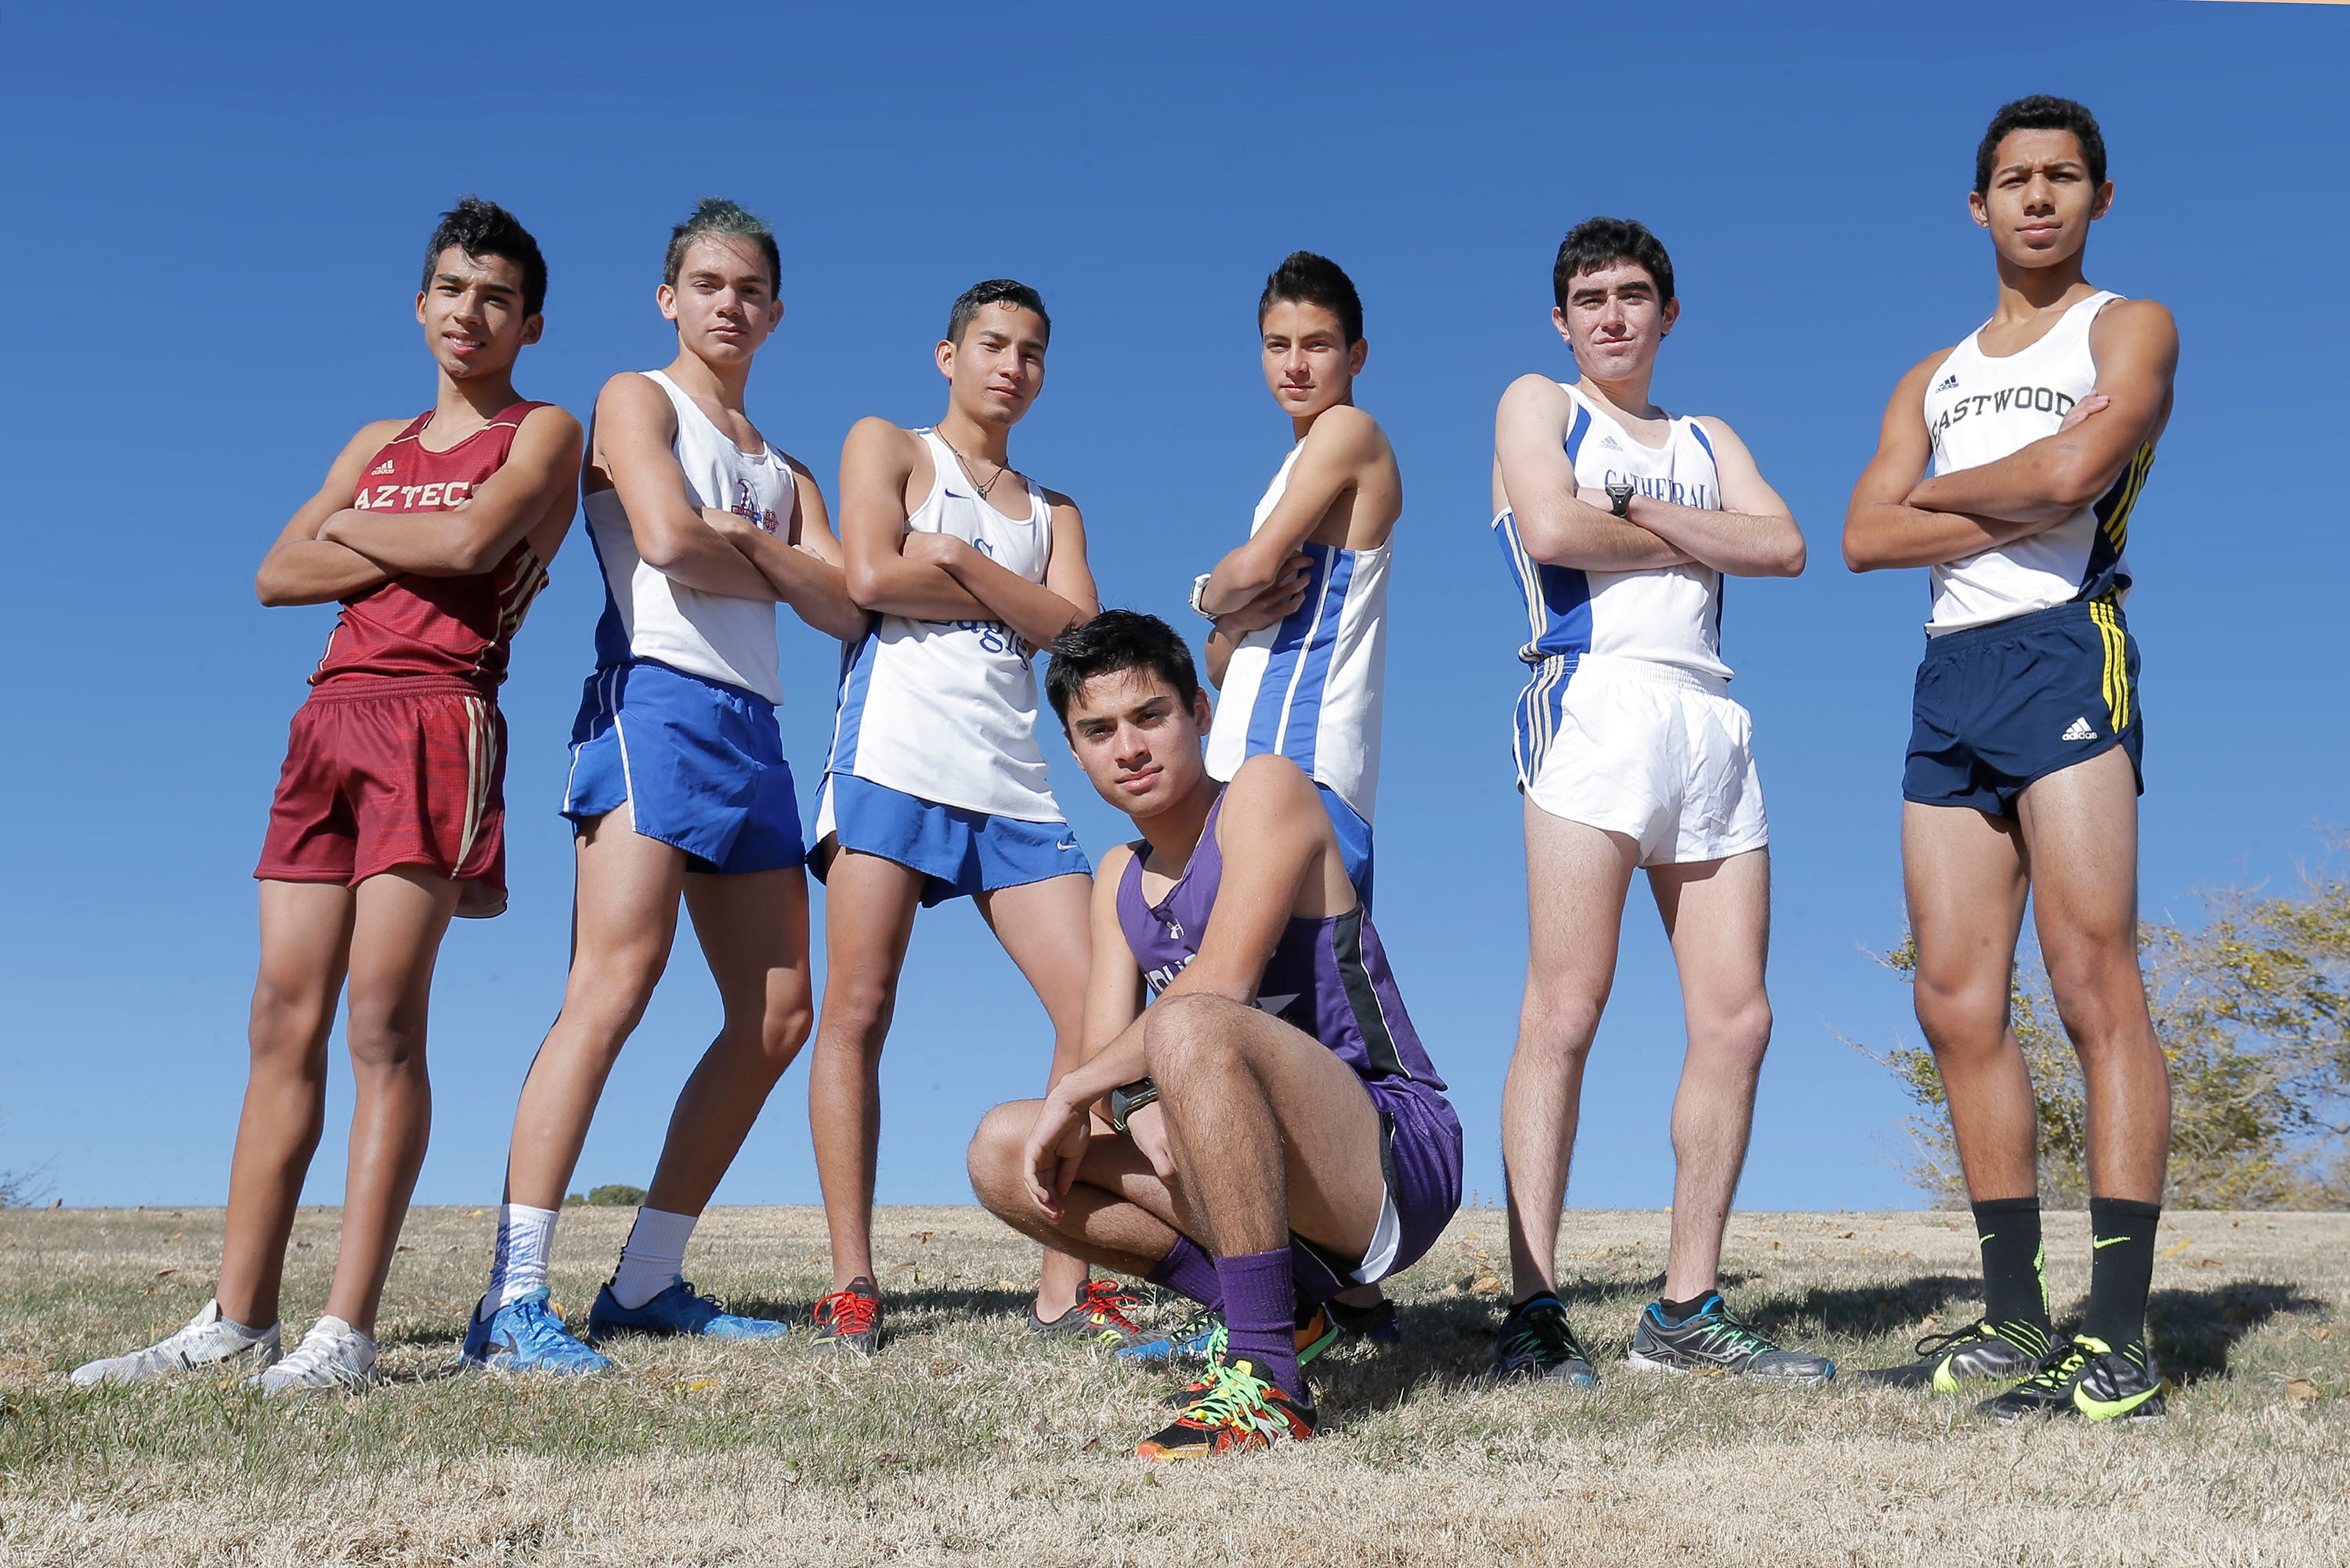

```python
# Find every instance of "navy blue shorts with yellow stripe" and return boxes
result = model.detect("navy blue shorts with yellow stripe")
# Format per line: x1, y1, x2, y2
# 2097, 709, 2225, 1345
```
1903, 599, 2143, 817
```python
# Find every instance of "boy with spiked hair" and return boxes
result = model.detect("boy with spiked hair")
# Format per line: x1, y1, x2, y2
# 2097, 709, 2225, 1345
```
462, 198, 864, 1372
804, 279, 1112, 1354
967, 609, 1462, 1459
74, 197, 581, 1393
1845, 96, 2177, 1422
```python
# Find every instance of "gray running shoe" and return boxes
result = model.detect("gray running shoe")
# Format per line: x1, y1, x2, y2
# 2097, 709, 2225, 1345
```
71, 1299, 281, 1388
1028, 1278, 1148, 1350
251, 1315, 378, 1396
1625, 1294, 1834, 1386
1856, 1318, 2048, 1392
1492, 1293, 1598, 1387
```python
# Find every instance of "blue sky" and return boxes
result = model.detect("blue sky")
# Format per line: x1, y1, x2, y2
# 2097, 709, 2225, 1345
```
2, 1, 2343, 1216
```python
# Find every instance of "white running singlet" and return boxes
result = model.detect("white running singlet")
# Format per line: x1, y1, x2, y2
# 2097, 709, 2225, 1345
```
1204, 446, 1392, 821
822, 429, 1068, 822
1922, 290, 2152, 634
584, 369, 794, 703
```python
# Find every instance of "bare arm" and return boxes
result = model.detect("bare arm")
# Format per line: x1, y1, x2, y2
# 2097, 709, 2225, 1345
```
705, 458, 868, 641
1023, 847, 1152, 1207
1843, 354, 2051, 572
1202, 551, 1314, 687
837, 417, 997, 621
316, 406, 583, 577
1495, 375, 1690, 570
1905, 299, 2176, 525
906, 489, 1098, 649
591, 373, 780, 600
1621, 417, 1805, 577
254, 420, 412, 607
1199, 408, 1389, 614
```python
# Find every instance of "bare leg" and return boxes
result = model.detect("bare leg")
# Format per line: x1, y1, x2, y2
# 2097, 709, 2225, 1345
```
1143, 994, 1387, 1262
504, 804, 688, 1209
807, 850, 925, 1292
975, 873, 1095, 1316
215, 882, 356, 1331
1647, 849, 1772, 1302
967, 1100, 1189, 1277
2015, 748, 2170, 1201
322, 867, 461, 1334
1904, 800, 2037, 1200
641, 867, 816, 1214
1501, 801, 1638, 1301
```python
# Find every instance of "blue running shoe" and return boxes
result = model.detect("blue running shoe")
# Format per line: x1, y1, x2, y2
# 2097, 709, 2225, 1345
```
1115, 1306, 1224, 1368
461, 1290, 613, 1375
588, 1278, 790, 1342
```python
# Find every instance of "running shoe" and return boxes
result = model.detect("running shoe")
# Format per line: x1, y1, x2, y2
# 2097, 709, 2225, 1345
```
461, 1289, 613, 1375
251, 1316, 378, 1396
1491, 1292, 1598, 1387
810, 1278, 881, 1355
1976, 1335, 2167, 1423
1326, 1294, 1401, 1342
1029, 1277, 1148, 1349
588, 1278, 790, 1341
1135, 1357, 1318, 1461
1625, 1293, 1835, 1385
1855, 1318, 2048, 1392
70, 1299, 282, 1389
1115, 1306, 1223, 1369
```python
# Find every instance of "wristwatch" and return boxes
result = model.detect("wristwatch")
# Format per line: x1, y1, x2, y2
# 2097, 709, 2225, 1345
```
1606, 481, 1636, 518
1108, 1076, 1159, 1134
1188, 573, 1217, 621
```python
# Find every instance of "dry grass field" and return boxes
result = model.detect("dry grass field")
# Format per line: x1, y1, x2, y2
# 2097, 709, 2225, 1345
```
4, 1204, 2345, 1566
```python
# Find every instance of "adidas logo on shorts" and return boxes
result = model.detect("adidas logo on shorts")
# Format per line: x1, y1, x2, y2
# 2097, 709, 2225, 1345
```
2062, 717, 2097, 742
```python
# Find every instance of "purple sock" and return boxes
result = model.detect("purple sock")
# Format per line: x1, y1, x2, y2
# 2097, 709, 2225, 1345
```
1217, 1247, 1303, 1399
1146, 1236, 1223, 1310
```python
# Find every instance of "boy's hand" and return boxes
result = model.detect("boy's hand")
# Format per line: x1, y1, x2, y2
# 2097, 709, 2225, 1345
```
1218, 551, 1313, 635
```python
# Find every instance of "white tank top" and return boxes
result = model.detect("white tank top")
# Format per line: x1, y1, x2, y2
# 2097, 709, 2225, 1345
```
1922, 291, 2149, 634
821, 429, 1065, 822
1204, 446, 1391, 820
584, 370, 793, 703
1492, 384, 1730, 681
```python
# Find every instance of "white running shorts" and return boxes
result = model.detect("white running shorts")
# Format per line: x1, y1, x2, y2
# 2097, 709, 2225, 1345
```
1523, 652, 1768, 867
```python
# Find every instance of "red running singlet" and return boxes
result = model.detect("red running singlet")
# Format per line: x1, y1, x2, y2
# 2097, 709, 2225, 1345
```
310, 401, 558, 692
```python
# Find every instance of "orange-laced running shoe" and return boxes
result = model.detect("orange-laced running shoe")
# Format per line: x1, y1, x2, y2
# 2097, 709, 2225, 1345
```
1135, 1357, 1318, 1461
810, 1277, 881, 1355
1031, 1277, 1150, 1349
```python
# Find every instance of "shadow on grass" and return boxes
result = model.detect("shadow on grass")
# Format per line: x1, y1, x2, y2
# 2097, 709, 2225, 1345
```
2149, 1280, 2323, 1386
1746, 1276, 1983, 1341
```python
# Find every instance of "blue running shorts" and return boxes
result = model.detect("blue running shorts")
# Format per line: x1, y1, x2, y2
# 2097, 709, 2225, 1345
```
1315, 782, 1376, 912
562, 659, 805, 875
811, 773, 1090, 908
1904, 600, 2143, 817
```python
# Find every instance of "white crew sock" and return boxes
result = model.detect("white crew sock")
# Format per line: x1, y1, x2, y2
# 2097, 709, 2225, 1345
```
480, 1203, 560, 1321
609, 1207, 698, 1310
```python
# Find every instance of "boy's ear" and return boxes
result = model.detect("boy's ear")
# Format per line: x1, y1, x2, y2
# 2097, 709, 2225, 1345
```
1193, 688, 1214, 731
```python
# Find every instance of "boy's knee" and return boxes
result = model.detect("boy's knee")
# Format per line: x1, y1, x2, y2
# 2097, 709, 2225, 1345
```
966, 1102, 1037, 1214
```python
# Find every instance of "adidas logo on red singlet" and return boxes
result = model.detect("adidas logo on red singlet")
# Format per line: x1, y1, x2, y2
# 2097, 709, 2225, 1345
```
371, 460, 395, 475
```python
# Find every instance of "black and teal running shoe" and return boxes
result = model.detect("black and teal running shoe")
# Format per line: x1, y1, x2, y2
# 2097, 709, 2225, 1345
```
1976, 1335, 2167, 1422
1491, 1292, 1598, 1386
1856, 1318, 2047, 1392
1625, 1293, 1833, 1386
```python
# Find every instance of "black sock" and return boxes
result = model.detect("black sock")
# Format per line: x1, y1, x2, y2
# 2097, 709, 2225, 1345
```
1971, 1197, 2052, 1343
1658, 1292, 1718, 1323
2082, 1197, 2161, 1353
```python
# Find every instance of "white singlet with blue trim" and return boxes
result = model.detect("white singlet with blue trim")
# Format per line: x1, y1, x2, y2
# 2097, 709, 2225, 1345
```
584, 369, 793, 703
1203, 446, 1391, 821
1922, 290, 2151, 634
1492, 384, 1726, 783
820, 429, 1068, 823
